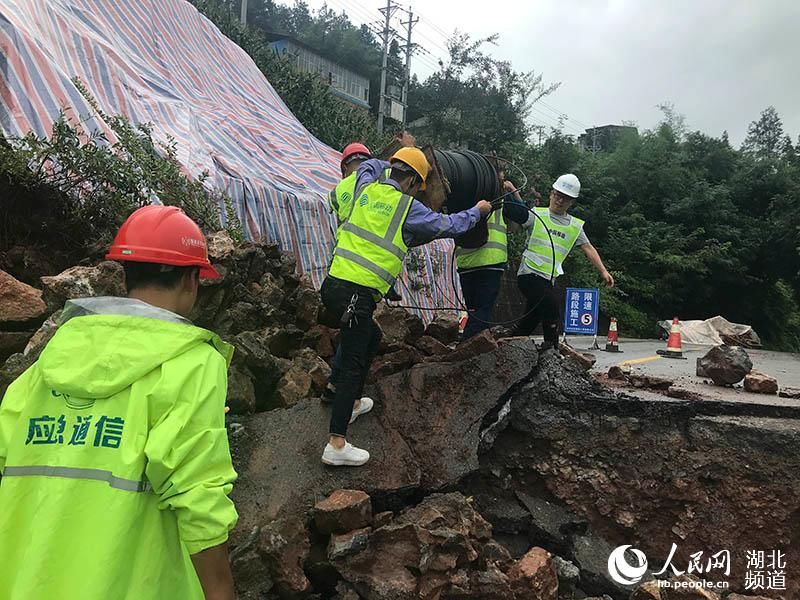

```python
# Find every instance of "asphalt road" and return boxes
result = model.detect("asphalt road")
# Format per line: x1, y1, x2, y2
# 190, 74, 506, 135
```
561, 336, 800, 406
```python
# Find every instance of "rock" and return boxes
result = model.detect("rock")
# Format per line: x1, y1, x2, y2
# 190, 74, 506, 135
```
629, 373, 674, 390
274, 362, 314, 407
314, 490, 373, 535
0, 269, 47, 324
744, 370, 778, 395
726, 595, 774, 600
425, 311, 460, 345
666, 386, 704, 401
224, 302, 264, 336
374, 303, 425, 347
507, 547, 558, 600
515, 491, 583, 556
553, 555, 580, 597
206, 231, 236, 260
254, 272, 285, 307
333, 581, 361, 600
630, 580, 662, 600
332, 493, 497, 599
0, 351, 37, 399
368, 346, 420, 379
227, 366, 257, 414
373, 511, 393, 529
559, 342, 596, 371
288, 276, 322, 331
40, 262, 126, 312
259, 325, 305, 359
303, 325, 337, 359
257, 517, 311, 596
696, 345, 752, 385
696, 357, 709, 378
23, 311, 60, 356
428, 329, 498, 363
607, 365, 630, 380
779, 387, 800, 399
0, 332, 34, 361
328, 527, 372, 560
414, 335, 451, 357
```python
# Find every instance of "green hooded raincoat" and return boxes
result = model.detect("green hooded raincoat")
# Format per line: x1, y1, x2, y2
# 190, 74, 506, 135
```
0, 297, 238, 600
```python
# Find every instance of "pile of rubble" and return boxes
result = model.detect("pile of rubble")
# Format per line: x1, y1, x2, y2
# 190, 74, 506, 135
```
2, 234, 797, 600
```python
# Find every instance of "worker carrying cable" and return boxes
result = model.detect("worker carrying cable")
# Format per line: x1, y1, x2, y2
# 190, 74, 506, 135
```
321, 147, 492, 467
0, 206, 238, 600
455, 178, 530, 339
512, 174, 614, 349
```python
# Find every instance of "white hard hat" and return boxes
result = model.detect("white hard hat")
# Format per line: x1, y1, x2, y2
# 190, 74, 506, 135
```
553, 173, 580, 199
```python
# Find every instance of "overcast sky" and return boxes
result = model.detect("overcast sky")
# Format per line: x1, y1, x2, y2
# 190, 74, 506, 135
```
301, 0, 800, 146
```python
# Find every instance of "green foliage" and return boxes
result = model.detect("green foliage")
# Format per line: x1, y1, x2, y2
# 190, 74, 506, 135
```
0, 85, 243, 262
190, 0, 387, 151
408, 33, 558, 152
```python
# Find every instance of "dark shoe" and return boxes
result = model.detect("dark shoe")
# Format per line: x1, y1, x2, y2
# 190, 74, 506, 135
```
321, 384, 336, 404
538, 340, 557, 352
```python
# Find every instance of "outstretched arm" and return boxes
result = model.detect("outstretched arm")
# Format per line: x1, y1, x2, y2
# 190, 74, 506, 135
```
403, 199, 491, 247
580, 243, 614, 287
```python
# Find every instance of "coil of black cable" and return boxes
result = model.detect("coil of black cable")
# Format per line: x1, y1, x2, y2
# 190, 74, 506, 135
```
433, 149, 500, 248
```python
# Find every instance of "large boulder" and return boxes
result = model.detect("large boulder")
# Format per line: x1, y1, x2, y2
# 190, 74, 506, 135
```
40, 262, 126, 313
229, 338, 537, 544
696, 345, 752, 385
314, 490, 373, 535
0, 269, 47, 325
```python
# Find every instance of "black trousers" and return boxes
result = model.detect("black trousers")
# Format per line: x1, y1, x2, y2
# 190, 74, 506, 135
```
513, 273, 560, 344
320, 276, 382, 437
458, 269, 503, 340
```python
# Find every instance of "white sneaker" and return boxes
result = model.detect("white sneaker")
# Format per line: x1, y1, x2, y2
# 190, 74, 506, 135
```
322, 442, 370, 466
349, 396, 374, 424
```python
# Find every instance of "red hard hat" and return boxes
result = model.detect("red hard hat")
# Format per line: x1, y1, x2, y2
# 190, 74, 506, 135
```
106, 205, 220, 279
341, 142, 372, 167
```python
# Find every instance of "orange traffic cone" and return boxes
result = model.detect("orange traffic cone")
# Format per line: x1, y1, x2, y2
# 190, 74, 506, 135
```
603, 317, 622, 352
657, 317, 687, 359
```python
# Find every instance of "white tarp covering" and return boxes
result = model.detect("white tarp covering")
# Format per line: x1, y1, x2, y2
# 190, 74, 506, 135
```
659, 316, 762, 348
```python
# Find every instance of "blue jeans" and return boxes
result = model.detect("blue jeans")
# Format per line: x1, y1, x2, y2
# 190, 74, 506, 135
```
458, 269, 503, 340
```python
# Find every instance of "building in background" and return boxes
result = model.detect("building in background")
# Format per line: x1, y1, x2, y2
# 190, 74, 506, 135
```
579, 124, 638, 152
268, 37, 370, 109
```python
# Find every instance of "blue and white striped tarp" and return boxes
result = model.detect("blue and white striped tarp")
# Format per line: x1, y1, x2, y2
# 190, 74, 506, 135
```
0, 0, 461, 322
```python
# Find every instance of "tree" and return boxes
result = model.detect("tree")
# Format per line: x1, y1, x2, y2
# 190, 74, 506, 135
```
407, 33, 558, 152
742, 106, 786, 159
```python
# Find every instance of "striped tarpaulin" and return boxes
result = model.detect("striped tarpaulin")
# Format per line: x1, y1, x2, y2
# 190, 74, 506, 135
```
0, 0, 460, 323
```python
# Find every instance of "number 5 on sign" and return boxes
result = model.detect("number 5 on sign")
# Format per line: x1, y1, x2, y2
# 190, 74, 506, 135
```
564, 288, 599, 336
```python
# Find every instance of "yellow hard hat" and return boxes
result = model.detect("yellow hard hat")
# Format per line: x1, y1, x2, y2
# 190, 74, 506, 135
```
390, 147, 430, 191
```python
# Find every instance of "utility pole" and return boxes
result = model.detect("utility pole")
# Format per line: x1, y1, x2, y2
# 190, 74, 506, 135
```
400, 8, 418, 128
240, 0, 248, 26
377, 0, 399, 135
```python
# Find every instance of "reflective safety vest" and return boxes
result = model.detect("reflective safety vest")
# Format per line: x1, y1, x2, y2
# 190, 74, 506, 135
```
455, 209, 508, 271
522, 207, 585, 280
328, 172, 358, 224
328, 181, 413, 296
328, 168, 392, 226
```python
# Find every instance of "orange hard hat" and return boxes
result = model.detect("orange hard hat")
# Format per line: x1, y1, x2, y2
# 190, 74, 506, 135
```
106, 205, 220, 279
390, 147, 429, 191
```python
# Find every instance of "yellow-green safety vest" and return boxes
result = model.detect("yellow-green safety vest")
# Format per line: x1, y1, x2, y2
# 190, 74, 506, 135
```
328, 172, 358, 224
455, 209, 508, 270
328, 181, 413, 296
523, 207, 585, 280
328, 168, 392, 226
